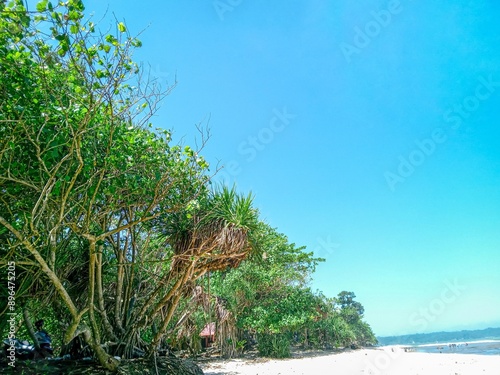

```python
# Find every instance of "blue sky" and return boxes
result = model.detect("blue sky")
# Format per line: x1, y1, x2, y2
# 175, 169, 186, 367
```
71, 0, 500, 336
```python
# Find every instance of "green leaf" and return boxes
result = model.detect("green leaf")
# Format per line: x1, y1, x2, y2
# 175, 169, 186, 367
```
105, 34, 118, 46
36, 0, 48, 12
131, 38, 142, 48
53, 180, 61, 196
68, 10, 82, 21
69, 0, 85, 11
95, 70, 105, 78
117, 22, 126, 33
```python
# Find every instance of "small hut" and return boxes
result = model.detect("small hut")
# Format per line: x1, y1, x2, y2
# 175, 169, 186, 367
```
200, 322, 216, 348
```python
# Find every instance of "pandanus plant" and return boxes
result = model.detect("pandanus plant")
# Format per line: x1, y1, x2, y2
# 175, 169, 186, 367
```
123, 185, 262, 355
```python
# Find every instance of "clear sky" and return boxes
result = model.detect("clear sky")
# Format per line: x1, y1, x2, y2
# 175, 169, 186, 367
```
63, 0, 500, 336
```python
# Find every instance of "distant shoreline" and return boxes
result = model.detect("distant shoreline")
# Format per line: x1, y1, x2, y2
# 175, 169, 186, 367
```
376, 326, 500, 346
416, 339, 500, 347
397, 339, 500, 357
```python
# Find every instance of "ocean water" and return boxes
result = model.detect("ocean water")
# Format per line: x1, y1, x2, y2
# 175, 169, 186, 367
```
414, 340, 500, 356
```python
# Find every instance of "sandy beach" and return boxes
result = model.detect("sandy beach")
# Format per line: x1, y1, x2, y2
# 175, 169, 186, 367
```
200, 346, 500, 375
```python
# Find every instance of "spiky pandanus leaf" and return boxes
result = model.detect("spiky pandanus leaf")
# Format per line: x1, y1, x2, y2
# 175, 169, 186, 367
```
169, 186, 260, 273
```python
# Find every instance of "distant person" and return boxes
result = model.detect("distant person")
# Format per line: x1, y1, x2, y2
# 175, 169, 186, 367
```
34, 319, 53, 356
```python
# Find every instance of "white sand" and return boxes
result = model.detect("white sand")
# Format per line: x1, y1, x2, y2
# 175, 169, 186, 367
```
200, 346, 500, 375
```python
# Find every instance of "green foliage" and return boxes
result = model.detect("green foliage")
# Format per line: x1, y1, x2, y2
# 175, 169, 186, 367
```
210, 224, 324, 336
210, 242, 377, 355
0, 1, 378, 368
235, 339, 246, 354
336, 291, 365, 317
0, 1, 234, 370
351, 320, 377, 346
202, 185, 259, 230
334, 292, 377, 346
327, 314, 357, 347
256, 333, 291, 358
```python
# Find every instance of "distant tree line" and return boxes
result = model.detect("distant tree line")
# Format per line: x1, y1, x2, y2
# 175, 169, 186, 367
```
378, 327, 500, 346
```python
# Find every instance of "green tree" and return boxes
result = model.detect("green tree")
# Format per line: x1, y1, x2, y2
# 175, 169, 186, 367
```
335, 291, 377, 346
336, 291, 365, 316
209, 225, 324, 357
0, 1, 259, 371
210, 244, 377, 356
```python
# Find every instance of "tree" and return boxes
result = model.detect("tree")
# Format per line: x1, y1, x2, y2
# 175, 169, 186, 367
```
0, 2, 378, 369
0, 1, 260, 371
334, 291, 377, 346
336, 291, 365, 316
209, 225, 325, 357
209, 243, 378, 356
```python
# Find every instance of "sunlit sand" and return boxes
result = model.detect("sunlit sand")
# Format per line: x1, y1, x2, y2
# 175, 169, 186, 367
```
200, 346, 500, 375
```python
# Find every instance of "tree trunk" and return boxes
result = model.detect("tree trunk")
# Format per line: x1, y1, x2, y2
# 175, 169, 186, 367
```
87, 238, 119, 372
23, 306, 40, 351
82, 330, 119, 372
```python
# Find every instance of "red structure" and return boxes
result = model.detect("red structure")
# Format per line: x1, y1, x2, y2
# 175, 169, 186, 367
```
200, 322, 216, 348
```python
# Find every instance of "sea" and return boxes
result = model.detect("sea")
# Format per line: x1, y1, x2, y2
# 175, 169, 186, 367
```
414, 340, 500, 356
